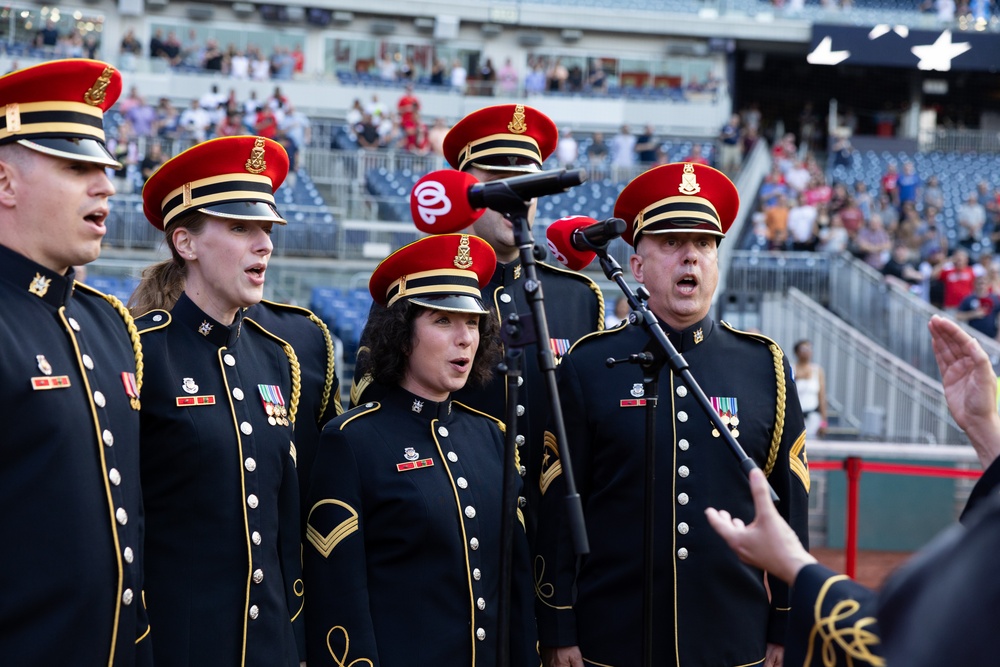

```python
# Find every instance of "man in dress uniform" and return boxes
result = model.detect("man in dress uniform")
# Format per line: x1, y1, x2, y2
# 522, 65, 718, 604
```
0, 60, 152, 665
534, 162, 810, 667
352, 104, 604, 542
708, 314, 1000, 667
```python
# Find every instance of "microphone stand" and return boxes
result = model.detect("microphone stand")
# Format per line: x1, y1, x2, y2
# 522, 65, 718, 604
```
488, 191, 590, 667
587, 236, 778, 667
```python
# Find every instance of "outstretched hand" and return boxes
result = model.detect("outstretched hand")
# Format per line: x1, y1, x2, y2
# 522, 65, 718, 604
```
705, 468, 816, 586
929, 315, 1000, 468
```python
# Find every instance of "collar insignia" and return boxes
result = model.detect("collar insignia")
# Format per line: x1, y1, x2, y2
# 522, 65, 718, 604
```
508, 104, 527, 134
198, 320, 213, 336
513, 264, 521, 280
412, 399, 424, 413
679, 163, 701, 196
454, 234, 473, 270
694, 328, 704, 344
245, 136, 267, 174
28, 273, 51, 297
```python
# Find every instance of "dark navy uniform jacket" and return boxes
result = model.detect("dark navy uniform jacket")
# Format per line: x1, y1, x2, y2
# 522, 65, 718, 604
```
535, 316, 810, 666
245, 299, 342, 530
0, 244, 151, 666
304, 385, 538, 667
352, 258, 604, 543
786, 459, 1000, 667
137, 293, 303, 667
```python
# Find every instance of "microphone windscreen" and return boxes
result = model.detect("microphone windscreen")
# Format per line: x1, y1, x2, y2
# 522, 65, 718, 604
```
545, 215, 598, 271
410, 170, 485, 234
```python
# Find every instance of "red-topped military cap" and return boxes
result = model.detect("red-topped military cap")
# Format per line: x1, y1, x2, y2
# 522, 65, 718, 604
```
370, 234, 496, 314
443, 103, 557, 173
142, 135, 289, 230
614, 162, 740, 247
0, 59, 122, 168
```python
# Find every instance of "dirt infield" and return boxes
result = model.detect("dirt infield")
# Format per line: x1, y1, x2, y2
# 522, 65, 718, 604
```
811, 548, 912, 589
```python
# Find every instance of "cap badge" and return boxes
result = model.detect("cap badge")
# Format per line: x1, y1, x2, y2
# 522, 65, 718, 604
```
245, 137, 267, 174
631, 383, 645, 398
5, 103, 20, 134
28, 273, 51, 297
36, 354, 52, 375
198, 320, 213, 336
679, 163, 701, 196
404, 446, 420, 460
507, 104, 528, 135
454, 234, 474, 270
182, 377, 199, 394
411, 399, 424, 414
83, 66, 115, 106
694, 328, 704, 344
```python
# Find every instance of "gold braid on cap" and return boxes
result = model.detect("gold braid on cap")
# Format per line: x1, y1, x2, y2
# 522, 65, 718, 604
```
764, 343, 785, 478
103, 292, 143, 410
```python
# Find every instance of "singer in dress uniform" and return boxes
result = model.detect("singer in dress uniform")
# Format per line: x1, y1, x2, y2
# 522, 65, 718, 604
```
708, 315, 1000, 667
534, 163, 810, 667
305, 234, 538, 667
245, 298, 343, 528
131, 136, 304, 666
352, 104, 604, 543
0, 60, 151, 666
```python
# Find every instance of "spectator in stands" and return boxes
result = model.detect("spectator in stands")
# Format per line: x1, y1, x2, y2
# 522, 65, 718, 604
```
803, 174, 832, 208
229, 47, 250, 79
292, 43, 305, 74
606, 296, 630, 328
830, 134, 855, 169
771, 133, 797, 174
179, 99, 212, 142
853, 214, 892, 270
881, 161, 900, 207
429, 58, 447, 86
497, 58, 519, 96
798, 102, 819, 153
346, 98, 365, 128
376, 111, 400, 149
587, 131, 609, 163
958, 191, 987, 249
154, 97, 179, 139
957, 275, 1000, 338
216, 109, 244, 138
427, 117, 449, 156
120, 28, 142, 72
280, 104, 311, 161
918, 206, 948, 260
883, 243, 926, 294
478, 58, 497, 96
37, 19, 59, 48
556, 128, 579, 168
718, 113, 742, 175
272, 46, 295, 81
765, 192, 791, 250
546, 57, 569, 92
525, 62, 547, 95
180, 29, 203, 69
378, 55, 398, 83
935, 249, 977, 311
784, 159, 812, 195
973, 250, 995, 279
897, 161, 922, 209
243, 90, 261, 128
396, 83, 421, 128
202, 39, 224, 72
978, 181, 998, 245
354, 112, 381, 150
787, 194, 819, 251
633, 124, 659, 164
854, 180, 874, 220
109, 123, 138, 194
793, 340, 827, 438
254, 104, 280, 140
588, 59, 609, 94
199, 84, 226, 117
450, 59, 468, 93
610, 124, 637, 178
125, 94, 156, 138
251, 48, 271, 81
759, 164, 789, 208
140, 142, 164, 186
924, 174, 944, 211
818, 210, 849, 254
683, 144, 711, 166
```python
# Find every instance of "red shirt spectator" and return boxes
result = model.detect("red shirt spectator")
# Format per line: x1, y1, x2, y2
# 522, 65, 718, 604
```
254, 107, 278, 139
937, 250, 976, 309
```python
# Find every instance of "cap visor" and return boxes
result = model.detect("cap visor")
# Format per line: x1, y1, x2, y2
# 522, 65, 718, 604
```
18, 137, 120, 169
468, 160, 540, 174
409, 294, 489, 314
200, 201, 287, 224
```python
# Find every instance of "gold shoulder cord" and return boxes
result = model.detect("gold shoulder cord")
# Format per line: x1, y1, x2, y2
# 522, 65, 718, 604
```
764, 343, 785, 477
307, 312, 340, 417
104, 293, 143, 410
282, 343, 302, 426
590, 280, 606, 331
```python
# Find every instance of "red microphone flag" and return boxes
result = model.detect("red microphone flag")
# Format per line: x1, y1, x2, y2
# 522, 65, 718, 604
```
410, 170, 485, 234
545, 215, 599, 271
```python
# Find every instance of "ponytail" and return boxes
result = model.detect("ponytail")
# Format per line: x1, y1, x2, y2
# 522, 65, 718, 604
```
127, 211, 210, 317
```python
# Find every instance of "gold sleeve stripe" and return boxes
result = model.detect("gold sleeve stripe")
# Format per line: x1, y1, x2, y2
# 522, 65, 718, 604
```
306, 499, 359, 558
805, 574, 885, 667
539, 431, 563, 497
789, 429, 810, 493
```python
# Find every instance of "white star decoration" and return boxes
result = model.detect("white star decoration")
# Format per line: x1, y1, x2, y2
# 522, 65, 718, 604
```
806, 36, 850, 66
868, 24, 909, 40
911, 30, 971, 71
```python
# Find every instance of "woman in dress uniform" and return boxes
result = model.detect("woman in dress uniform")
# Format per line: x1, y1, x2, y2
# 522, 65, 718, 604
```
128, 136, 304, 667
303, 233, 538, 667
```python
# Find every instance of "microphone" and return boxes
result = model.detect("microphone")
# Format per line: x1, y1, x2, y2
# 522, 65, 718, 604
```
410, 170, 485, 234
545, 216, 627, 271
468, 167, 587, 209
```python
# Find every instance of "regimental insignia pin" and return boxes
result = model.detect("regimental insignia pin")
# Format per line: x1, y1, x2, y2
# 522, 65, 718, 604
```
258, 384, 288, 426
679, 163, 701, 196
198, 321, 213, 336
36, 355, 52, 376
28, 273, 51, 297
513, 264, 522, 280
121, 371, 140, 410
412, 399, 424, 413
404, 447, 420, 461
245, 136, 267, 174
631, 383, 644, 398
508, 104, 528, 134
181, 377, 199, 394
710, 396, 740, 439
83, 66, 114, 106
694, 328, 704, 345
454, 234, 473, 270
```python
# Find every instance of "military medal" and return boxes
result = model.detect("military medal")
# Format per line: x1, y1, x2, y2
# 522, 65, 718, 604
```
259, 384, 287, 426
710, 396, 739, 438
121, 371, 140, 410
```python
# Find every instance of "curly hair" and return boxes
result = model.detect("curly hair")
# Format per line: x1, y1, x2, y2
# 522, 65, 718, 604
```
362, 300, 500, 390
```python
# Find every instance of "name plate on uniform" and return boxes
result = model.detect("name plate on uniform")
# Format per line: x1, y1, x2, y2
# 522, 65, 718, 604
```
176, 395, 216, 407
396, 458, 434, 472
32, 375, 71, 390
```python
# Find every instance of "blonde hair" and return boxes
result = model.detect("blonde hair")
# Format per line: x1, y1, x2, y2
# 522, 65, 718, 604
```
127, 211, 209, 316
